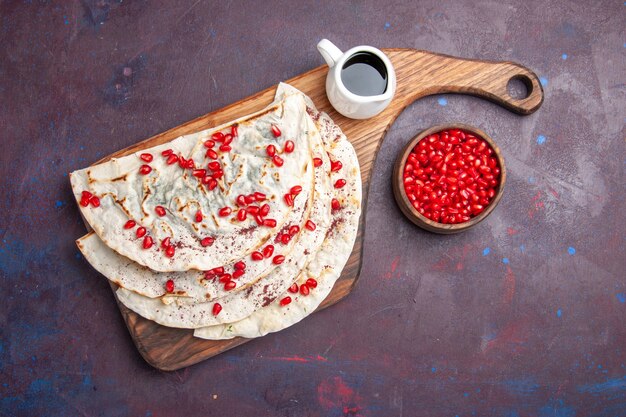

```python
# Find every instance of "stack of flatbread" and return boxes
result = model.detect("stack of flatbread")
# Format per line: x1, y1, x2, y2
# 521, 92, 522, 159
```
70, 84, 361, 340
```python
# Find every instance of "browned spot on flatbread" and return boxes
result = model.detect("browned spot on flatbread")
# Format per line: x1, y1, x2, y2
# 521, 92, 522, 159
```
114, 196, 132, 218
110, 174, 128, 182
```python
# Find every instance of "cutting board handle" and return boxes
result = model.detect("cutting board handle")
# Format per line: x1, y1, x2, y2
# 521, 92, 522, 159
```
391, 49, 544, 115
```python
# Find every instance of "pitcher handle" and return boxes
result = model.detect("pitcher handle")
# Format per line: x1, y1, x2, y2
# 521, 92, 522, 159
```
317, 39, 343, 68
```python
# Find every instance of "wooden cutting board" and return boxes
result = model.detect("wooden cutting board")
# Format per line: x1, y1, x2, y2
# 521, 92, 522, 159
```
89, 48, 543, 370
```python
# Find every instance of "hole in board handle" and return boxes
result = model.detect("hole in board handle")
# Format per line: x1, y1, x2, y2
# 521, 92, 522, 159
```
506, 75, 533, 100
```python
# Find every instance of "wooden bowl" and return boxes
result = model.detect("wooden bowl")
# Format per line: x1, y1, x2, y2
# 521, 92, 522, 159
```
392, 123, 506, 234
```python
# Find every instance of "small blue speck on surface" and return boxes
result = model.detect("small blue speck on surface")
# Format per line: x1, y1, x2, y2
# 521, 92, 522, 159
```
616, 293, 626, 303
561, 53, 568, 60
568, 247, 576, 255
384, 22, 390, 29
437, 97, 448, 106
75, 252, 82, 259
55, 200, 63, 208
431, 367, 437, 373
483, 247, 490, 256
464, 392, 469, 397
540, 77, 548, 86
528, 176, 536, 184
557, 309, 562, 317
502, 257, 509, 264
520, 244, 526, 253
537, 135, 546, 145
598, 364, 602, 369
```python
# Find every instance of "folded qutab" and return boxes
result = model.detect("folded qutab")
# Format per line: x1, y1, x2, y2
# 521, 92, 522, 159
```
71, 89, 313, 272
74, 84, 361, 339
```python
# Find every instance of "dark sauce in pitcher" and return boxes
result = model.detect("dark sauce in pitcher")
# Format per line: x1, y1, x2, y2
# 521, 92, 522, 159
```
340, 52, 388, 96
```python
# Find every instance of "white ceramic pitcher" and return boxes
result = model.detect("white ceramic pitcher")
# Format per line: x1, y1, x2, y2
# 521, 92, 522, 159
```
317, 39, 396, 119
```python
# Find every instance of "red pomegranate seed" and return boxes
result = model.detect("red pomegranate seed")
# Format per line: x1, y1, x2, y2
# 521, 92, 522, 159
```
204, 140, 215, 148
140, 153, 153, 162
155, 206, 166, 216
246, 206, 260, 215
139, 164, 152, 175
186, 159, 195, 169
280, 296, 292, 306
234, 261, 246, 270
263, 218, 277, 228
273, 255, 285, 264
260, 204, 270, 217
80, 190, 92, 207
161, 237, 171, 248
211, 170, 224, 179
79, 195, 90, 207
281, 234, 290, 244
288, 283, 298, 293
165, 279, 174, 293
244, 194, 255, 204
313, 157, 323, 167
142, 236, 153, 249
331, 160, 343, 172
161, 149, 173, 157
251, 251, 264, 261
165, 245, 175, 258
212, 132, 224, 142
224, 281, 236, 291
284, 193, 294, 207
178, 156, 187, 168
300, 284, 310, 296
212, 266, 225, 275
222, 134, 233, 146
231, 125, 238, 137
305, 220, 316, 231
237, 209, 247, 221
89, 196, 100, 207
284, 140, 294, 153
212, 303, 222, 316
205, 178, 218, 190
331, 199, 341, 211
124, 220, 136, 229
195, 210, 203, 222
218, 207, 232, 217
266, 144, 276, 157
200, 236, 214, 247
254, 192, 266, 201
136, 227, 146, 238
290, 185, 302, 195
254, 215, 264, 225
219, 274, 232, 283
233, 269, 245, 279
208, 161, 221, 171
219, 144, 231, 152
263, 245, 274, 258
272, 155, 284, 167
192, 169, 206, 178
164, 154, 177, 165
289, 225, 300, 236
306, 278, 317, 288
270, 124, 281, 137
206, 149, 218, 160
334, 179, 346, 188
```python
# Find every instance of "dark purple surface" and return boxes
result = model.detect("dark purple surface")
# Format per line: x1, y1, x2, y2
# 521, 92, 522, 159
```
1, 1, 625, 416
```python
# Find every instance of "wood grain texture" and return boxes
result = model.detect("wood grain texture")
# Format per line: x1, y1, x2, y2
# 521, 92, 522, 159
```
88, 48, 543, 370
